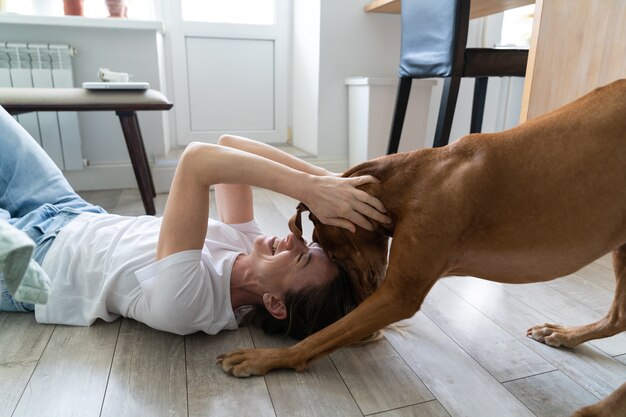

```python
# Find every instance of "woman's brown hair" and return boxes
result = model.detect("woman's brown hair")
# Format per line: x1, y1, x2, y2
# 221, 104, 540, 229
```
243, 264, 358, 340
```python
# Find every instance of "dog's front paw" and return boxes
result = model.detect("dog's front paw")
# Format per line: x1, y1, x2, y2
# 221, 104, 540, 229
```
216, 348, 270, 377
217, 347, 302, 377
526, 323, 577, 348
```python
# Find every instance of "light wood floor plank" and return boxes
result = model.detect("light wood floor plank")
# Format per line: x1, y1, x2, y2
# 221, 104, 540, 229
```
595, 254, 614, 270
262, 189, 301, 221
546, 274, 614, 311
330, 337, 434, 415
209, 189, 219, 220
12, 320, 120, 417
186, 327, 275, 417
422, 282, 555, 382
249, 326, 363, 417
574, 262, 615, 291
260, 190, 317, 240
444, 277, 626, 398
0, 313, 54, 417
0, 362, 33, 417
100, 319, 187, 417
77, 189, 122, 212
371, 400, 451, 417
386, 312, 535, 417
250, 188, 292, 238
500, 281, 626, 356
112, 189, 168, 216
503, 371, 599, 417
616, 354, 626, 365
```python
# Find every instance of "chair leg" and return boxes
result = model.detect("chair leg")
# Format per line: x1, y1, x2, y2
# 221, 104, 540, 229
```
470, 77, 488, 134
387, 77, 412, 155
116, 111, 156, 215
433, 76, 461, 148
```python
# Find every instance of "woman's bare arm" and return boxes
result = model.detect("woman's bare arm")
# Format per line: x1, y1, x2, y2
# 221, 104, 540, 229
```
214, 135, 334, 224
157, 142, 389, 260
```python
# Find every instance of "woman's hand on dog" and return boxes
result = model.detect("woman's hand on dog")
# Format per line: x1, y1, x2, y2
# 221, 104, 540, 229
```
303, 174, 391, 233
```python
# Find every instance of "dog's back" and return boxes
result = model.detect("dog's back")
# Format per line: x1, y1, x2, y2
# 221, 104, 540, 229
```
448, 80, 626, 281
339, 79, 626, 285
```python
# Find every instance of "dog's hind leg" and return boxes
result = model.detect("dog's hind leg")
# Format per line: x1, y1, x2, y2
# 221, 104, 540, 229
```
528, 245, 626, 348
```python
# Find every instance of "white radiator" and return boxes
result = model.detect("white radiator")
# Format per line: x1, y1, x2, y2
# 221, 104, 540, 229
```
0, 42, 83, 171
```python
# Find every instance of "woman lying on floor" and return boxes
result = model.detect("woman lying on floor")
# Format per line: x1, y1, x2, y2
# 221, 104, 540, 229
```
0, 106, 389, 338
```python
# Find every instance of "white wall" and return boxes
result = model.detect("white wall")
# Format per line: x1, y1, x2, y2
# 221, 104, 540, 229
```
291, 0, 321, 155
316, 0, 401, 159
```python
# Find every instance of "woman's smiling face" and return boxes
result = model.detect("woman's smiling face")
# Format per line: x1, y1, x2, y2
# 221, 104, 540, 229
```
249, 232, 338, 296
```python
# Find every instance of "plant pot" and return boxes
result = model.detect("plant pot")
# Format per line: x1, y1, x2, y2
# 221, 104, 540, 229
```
106, 0, 128, 18
63, 0, 84, 16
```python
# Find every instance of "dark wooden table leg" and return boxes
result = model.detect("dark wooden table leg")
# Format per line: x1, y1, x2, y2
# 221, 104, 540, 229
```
139, 132, 157, 198
116, 111, 156, 215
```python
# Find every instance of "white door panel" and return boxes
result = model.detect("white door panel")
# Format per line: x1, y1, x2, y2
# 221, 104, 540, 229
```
163, 0, 288, 146
186, 37, 275, 132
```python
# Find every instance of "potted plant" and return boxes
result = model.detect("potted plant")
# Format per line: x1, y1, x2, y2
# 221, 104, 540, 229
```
106, 0, 127, 18
63, 0, 83, 16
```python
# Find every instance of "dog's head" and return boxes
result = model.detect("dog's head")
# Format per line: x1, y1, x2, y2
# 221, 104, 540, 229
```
289, 203, 389, 302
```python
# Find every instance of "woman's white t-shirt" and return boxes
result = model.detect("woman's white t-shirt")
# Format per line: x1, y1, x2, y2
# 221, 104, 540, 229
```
36, 212, 262, 335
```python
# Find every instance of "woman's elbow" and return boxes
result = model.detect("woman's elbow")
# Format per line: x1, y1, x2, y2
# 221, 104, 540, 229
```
216, 134, 241, 148
179, 142, 217, 168
183, 141, 211, 155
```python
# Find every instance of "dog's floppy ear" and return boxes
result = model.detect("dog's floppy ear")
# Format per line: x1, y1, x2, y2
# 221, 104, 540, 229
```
308, 212, 322, 244
288, 203, 309, 239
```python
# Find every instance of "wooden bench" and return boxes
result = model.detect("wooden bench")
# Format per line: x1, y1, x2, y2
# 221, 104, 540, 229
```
0, 88, 173, 215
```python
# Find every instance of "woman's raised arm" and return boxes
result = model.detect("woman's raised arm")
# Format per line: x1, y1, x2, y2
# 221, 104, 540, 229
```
214, 134, 334, 225
157, 141, 389, 260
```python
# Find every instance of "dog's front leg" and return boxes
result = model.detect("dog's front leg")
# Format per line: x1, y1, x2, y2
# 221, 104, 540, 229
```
217, 229, 444, 377
217, 279, 416, 377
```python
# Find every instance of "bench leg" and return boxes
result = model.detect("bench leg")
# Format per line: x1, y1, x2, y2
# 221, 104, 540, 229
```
116, 111, 156, 215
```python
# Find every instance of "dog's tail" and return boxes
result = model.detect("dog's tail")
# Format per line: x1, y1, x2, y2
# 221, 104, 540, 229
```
348, 323, 410, 347
349, 330, 383, 347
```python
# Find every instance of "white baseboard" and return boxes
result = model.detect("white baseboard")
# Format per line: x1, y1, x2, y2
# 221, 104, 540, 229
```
63, 163, 176, 193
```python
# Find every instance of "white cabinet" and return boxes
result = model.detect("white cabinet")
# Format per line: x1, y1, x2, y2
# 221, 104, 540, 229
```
345, 77, 435, 166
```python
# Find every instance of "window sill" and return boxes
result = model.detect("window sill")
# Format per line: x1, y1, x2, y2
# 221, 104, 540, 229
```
0, 14, 164, 32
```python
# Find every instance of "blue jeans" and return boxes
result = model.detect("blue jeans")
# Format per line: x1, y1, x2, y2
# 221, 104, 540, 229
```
0, 106, 106, 311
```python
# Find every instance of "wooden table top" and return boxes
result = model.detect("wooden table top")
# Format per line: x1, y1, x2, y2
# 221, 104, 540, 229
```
0, 88, 173, 113
364, 0, 534, 19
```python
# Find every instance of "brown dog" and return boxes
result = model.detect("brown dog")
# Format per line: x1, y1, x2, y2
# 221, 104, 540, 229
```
218, 80, 626, 416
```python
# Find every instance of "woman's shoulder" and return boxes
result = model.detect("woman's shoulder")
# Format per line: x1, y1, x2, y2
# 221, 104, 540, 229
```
208, 218, 262, 239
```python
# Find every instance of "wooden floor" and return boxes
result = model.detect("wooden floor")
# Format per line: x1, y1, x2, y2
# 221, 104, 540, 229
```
2, 188, 626, 417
